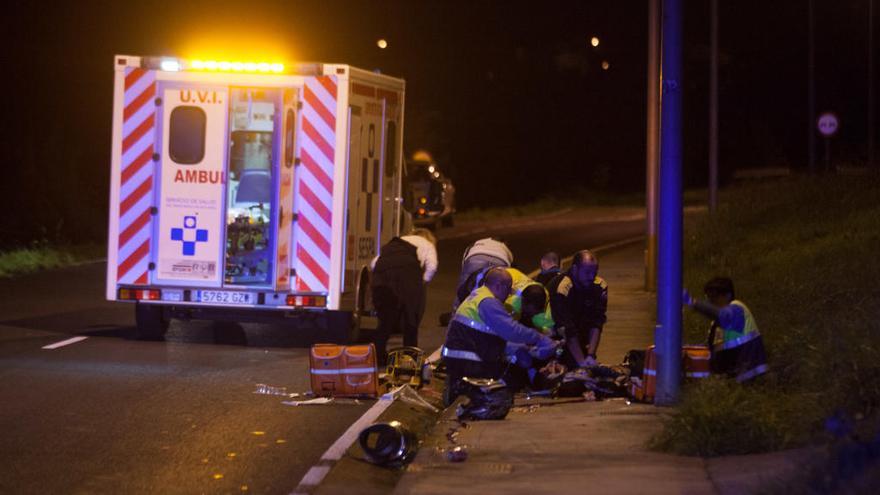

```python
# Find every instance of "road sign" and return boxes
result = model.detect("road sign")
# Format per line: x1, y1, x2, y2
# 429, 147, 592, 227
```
817, 112, 839, 137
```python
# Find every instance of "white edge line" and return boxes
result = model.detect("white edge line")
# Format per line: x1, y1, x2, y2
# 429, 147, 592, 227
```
290, 385, 404, 494
42, 336, 89, 350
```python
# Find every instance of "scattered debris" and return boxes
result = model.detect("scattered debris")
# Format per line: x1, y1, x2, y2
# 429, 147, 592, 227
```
253, 383, 300, 398
446, 445, 468, 462
398, 384, 439, 412
512, 404, 542, 414
281, 397, 334, 406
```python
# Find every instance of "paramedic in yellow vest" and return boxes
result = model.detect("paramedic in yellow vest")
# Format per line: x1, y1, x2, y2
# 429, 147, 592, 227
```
683, 277, 768, 382
442, 267, 557, 405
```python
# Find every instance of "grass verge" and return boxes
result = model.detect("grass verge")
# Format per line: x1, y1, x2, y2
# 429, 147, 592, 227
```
652, 174, 880, 458
0, 243, 104, 278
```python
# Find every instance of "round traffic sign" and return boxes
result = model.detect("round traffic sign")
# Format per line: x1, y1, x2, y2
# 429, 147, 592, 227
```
817, 112, 839, 137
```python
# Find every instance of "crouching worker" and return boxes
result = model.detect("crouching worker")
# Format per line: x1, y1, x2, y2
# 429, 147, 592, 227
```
504, 284, 562, 391
442, 267, 558, 406
683, 277, 768, 382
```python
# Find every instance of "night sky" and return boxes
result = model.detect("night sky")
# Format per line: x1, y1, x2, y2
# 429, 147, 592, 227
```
2, 0, 876, 245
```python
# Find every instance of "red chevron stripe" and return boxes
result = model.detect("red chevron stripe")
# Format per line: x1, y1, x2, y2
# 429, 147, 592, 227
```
296, 278, 312, 292
125, 68, 147, 89
122, 114, 154, 154
134, 271, 149, 285
120, 176, 152, 217
118, 208, 151, 248
121, 146, 153, 186
298, 213, 331, 257
300, 147, 333, 195
299, 180, 332, 226
303, 85, 336, 129
117, 239, 150, 281
297, 243, 329, 288
302, 118, 334, 163
317, 76, 338, 98
124, 81, 156, 120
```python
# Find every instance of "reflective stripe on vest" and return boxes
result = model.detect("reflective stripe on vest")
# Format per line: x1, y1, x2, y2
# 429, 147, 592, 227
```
441, 346, 483, 362
715, 300, 760, 351
455, 285, 496, 335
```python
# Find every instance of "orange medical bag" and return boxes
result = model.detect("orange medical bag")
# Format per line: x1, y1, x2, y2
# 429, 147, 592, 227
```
310, 343, 379, 398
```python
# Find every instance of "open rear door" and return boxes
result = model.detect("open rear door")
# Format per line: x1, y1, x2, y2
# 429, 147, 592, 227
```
154, 84, 228, 287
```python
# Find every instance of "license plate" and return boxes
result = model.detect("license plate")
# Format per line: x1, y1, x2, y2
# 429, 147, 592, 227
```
199, 290, 254, 305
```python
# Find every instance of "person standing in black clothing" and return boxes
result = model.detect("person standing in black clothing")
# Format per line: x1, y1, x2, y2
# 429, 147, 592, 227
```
535, 251, 561, 287
371, 229, 438, 365
547, 250, 608, 368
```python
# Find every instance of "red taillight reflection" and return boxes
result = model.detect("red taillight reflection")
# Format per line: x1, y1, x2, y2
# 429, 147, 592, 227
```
285, 295, 327, 307
118, 288, 161, 300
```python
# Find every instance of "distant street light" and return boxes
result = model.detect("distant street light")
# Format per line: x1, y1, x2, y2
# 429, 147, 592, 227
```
377, 39, 388, 49
591, 36, 600, 47
601, 60, 610, 70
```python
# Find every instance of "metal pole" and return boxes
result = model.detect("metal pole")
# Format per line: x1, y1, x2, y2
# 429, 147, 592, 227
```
646, 0, 660, 292
869, 0, 875, 170
709, 0, 719, 212
656, 0, 683, 406
809, 0, 817, 173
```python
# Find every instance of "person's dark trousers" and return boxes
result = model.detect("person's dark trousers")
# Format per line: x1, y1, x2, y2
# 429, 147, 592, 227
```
372, 269, 424, 365
372, 285, 400, 366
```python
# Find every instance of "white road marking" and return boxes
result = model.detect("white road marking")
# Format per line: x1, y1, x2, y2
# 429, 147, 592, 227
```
290, 385, 405, 494
42, 336, 89, 350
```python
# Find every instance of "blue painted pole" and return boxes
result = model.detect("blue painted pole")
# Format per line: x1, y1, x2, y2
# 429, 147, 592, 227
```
655, 0, 683, 406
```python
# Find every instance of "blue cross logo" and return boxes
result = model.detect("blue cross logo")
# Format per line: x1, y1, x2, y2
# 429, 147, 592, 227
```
170, 216, 208, 256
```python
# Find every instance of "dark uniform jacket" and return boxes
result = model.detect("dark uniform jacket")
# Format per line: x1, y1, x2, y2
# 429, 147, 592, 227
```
547, 271, 608, 342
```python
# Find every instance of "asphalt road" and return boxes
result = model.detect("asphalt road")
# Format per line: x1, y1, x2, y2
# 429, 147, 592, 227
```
0, 207, 645, 494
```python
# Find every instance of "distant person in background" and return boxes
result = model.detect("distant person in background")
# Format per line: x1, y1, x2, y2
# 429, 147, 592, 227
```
683, 277, 768, 382
535, 251, 561, 287
453, 237, 514, 310
548, 250, 608, 368
371, 228, 438, 366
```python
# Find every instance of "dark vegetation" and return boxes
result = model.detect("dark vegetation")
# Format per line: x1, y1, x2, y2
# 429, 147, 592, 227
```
652, 174, 880, 457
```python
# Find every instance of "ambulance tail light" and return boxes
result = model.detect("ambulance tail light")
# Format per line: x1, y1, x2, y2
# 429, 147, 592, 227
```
118, 288, 162, 301
286, 294, 327, 308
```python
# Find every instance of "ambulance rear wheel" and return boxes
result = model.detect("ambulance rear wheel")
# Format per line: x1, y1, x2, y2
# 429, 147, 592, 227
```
134, 303, 169, 340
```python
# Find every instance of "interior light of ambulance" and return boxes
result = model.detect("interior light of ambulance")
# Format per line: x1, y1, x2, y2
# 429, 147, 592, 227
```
419, 197, 427, 204
190, 60, 285, 73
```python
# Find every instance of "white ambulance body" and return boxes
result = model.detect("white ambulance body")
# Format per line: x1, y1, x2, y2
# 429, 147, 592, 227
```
107, 55, 406, 340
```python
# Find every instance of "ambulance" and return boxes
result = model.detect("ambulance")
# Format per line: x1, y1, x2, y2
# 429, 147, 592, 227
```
106, 55, 407, 341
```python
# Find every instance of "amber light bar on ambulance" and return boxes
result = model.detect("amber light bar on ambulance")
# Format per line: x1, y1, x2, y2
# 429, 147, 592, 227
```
190, 60, 285, 73
118, 288, 161, 301
286, 294, 327, 308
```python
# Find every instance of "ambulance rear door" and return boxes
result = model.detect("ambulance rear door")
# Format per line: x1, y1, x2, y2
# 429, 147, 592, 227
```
154, 83, 228, 287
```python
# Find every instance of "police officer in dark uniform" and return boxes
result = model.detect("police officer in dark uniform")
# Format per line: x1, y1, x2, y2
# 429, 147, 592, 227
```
547, 249, 608, 368
442, 267, 557, 405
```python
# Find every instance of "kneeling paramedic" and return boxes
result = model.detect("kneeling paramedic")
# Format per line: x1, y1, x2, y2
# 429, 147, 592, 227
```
683, 277, 768, 382
442, 267, 558, 406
